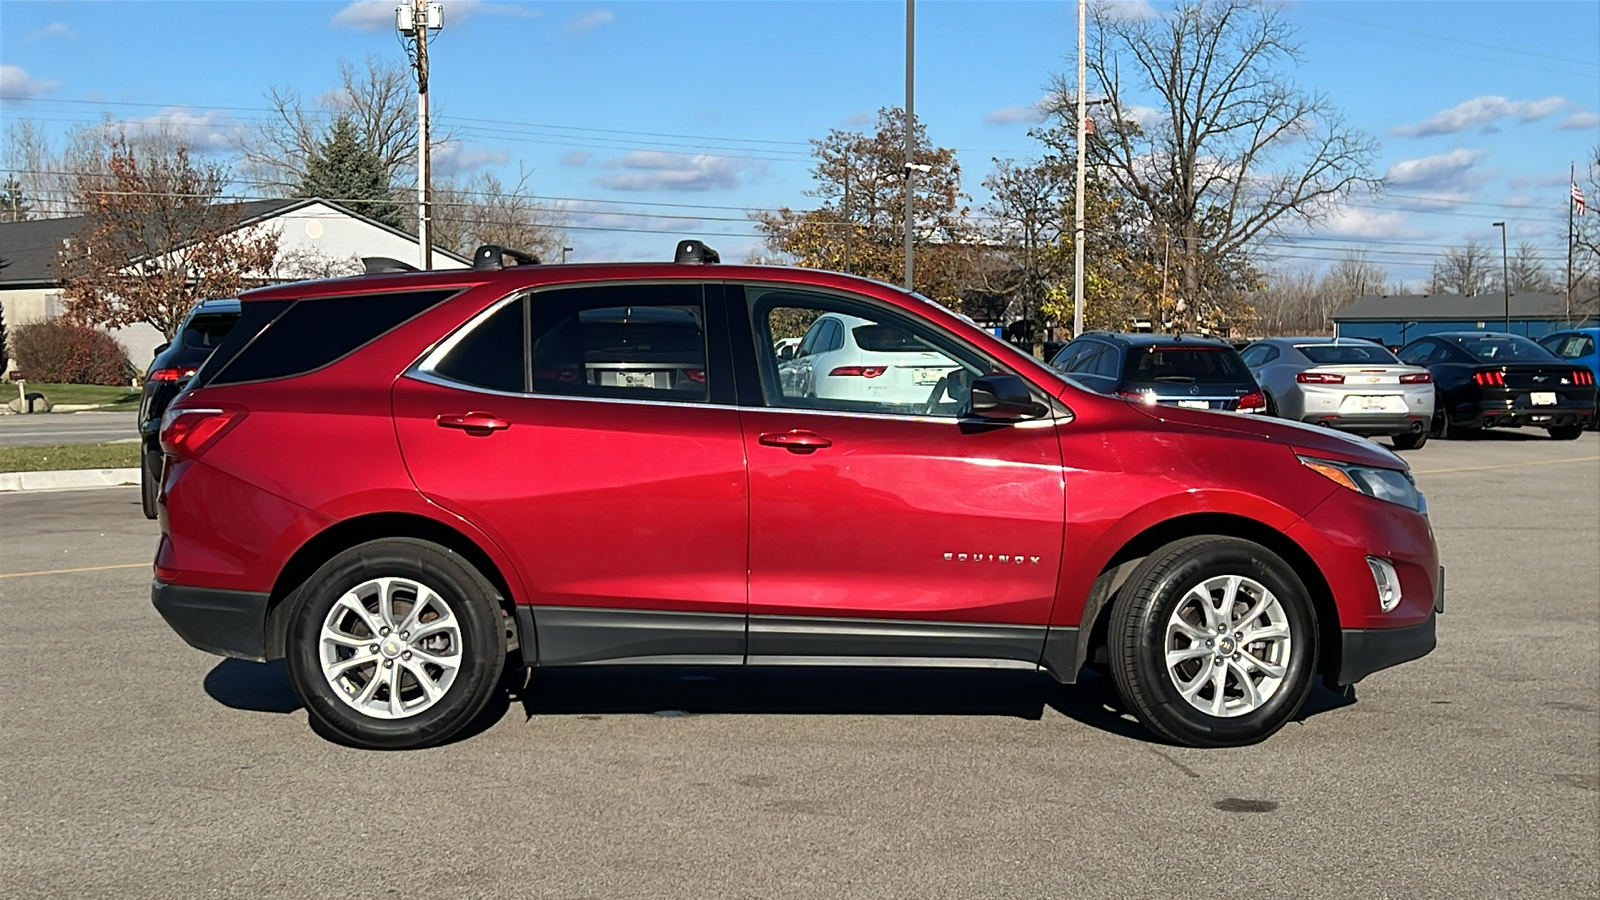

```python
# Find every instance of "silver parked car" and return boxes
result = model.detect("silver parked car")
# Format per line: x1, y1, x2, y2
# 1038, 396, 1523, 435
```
1240, 337, 1436, 450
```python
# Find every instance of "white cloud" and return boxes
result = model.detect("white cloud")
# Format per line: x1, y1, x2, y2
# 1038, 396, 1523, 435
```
985, 103, 1045, 125
432, 143, 510, 177
128, 108, 243, 154
1383, 149, 1490, 190
1558, 111, 1600, 130
1098, 1, 1158, 20
593, 151, 760, 192
1391, 95, 1567, 137
0, 66, 59, 101
1499, 195, 1547, 209
566, 10, 615, 34
332, 1, 535, 31
842, 110, 875, 127
28, 22, 77, 41
331, 1, 398, 30
568, 204, 704, 234
1314, 206, 1429, 240
560, 150, 592, 167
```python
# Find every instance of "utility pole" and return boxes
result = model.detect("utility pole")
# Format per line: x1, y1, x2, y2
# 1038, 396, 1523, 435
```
842, 145, 852, 275
903, 0, 915, 290
1493, 221, 1509, 332
1072, 0, 1087, 339
399, 2, 443, 270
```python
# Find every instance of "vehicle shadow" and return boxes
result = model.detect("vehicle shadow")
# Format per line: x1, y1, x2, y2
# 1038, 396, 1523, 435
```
205, 659, 1358, 747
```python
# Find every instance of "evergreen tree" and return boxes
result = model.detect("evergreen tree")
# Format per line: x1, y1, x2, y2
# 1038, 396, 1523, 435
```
294, 116, 400, 228
0, 177, 31, 223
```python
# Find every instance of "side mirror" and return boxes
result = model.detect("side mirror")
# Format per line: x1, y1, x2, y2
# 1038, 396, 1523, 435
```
153, 342, 170, 357
967, 374, 1047, 421
777, 345, 796, 362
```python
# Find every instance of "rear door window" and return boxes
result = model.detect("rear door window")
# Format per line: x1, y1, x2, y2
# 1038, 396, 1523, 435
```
530, 284, 709, 403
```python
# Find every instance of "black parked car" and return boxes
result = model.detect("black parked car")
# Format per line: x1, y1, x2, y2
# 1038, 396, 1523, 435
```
138, 299, 241, 517
1396, 331, 1597, 440
1048, 332, 1266, 412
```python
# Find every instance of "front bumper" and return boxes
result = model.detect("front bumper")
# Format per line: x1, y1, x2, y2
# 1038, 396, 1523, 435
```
152, 579, 274, 661
1334, 566, 1444, 686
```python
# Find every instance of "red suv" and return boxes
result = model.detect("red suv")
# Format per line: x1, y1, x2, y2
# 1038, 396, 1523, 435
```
153, 241, 1442, 750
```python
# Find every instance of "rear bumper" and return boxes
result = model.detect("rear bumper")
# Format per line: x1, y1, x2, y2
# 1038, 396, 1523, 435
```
1299, 413, 1426, 436
1453, 399, 1595, 429
152, 579, 273, 662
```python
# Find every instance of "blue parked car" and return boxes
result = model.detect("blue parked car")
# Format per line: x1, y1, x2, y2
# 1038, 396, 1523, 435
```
1539, 327, 1600, 429
1048, 332, 1267, 413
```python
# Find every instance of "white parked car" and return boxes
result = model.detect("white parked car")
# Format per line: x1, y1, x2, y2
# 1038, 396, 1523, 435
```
779, 312, 962, 410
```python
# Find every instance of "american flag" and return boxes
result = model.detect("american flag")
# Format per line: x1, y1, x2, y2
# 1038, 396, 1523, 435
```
1575, 181, 1587, 216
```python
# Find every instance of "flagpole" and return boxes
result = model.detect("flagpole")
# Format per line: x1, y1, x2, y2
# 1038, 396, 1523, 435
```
1568, 161, 1575, 324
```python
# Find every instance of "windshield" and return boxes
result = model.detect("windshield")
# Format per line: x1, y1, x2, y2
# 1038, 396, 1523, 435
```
1449, 335, 1558, 362
1123, 346, 1249, 384
1298, 343, 1400, 365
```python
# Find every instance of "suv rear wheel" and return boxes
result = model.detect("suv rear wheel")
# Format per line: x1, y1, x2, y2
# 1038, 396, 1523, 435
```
284, 538, 506, 750
1107, 536, 1317, 748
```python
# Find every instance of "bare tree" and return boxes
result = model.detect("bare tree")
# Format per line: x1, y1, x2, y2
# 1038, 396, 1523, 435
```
1052, 0, 1378, 328
980, 157, 1071, 351
1501, 240, 1554, 294
57, 133, 278, 338
1429, 238, 1494, 296
430, 170, 569, 262
235, 56, 429, 196
1324, 250, 1387, 305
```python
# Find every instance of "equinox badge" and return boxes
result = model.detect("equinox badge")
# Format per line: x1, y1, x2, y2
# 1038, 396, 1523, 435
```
944, 552, 1042, 564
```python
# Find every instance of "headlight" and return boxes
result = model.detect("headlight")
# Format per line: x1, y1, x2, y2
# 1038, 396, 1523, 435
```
1299, 456, 1422, 511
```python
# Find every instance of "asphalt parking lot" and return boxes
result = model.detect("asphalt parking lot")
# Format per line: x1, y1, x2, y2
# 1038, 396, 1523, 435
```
2, 433, 1596, 900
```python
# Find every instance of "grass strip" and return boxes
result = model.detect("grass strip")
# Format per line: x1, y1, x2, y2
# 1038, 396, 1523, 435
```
0, 442, 141, 473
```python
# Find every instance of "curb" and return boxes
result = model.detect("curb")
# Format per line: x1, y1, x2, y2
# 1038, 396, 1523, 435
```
0, 468, 140, 492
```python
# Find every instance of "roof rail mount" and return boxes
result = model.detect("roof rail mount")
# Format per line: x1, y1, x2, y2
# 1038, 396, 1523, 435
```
675, 240, 720, 265
362, 256, 419, 275
473, 245, 540, 271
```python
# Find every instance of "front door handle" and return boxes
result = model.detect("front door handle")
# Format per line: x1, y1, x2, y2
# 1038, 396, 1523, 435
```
758, 430, 832, 453
437, 412, 510, 433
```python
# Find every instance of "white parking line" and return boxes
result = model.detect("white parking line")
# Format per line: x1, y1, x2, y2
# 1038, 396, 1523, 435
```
0, 562, 149, 579
1414, 455, 1600, 475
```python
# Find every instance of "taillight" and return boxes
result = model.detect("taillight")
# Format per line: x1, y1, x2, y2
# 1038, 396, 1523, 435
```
1115, 389, 1158, 405
1399, 372, 1432, 384
148, 367, 198, 382
1573, 369, 1596, 386
1236, 391, 1267, 413
1297, 372, 1345, 384
683, 369, 707, 383
1473, 371, 1506, 387
160, 408, 246, 460
829, 366, 887, 378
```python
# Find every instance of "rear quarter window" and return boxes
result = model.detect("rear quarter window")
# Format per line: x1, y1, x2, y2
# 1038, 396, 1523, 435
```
207, 289, 459, 386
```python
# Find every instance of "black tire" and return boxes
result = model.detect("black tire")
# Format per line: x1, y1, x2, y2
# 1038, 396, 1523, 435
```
1106, 536, 1318, 748
1548, 424, 1585, 441
140, 445, 161, 520
1263, 392, 1280, 419
284, 538, 506, 750
1391, 429, 1428, 451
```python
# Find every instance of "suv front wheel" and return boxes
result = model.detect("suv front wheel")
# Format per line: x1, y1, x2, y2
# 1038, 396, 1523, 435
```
1107, 536, 1318, 748
284, 538, 507, 750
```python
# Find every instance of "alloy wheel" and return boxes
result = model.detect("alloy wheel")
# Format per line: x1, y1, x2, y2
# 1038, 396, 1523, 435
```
318, 577, 462, 719
1164, 574, 1292, 718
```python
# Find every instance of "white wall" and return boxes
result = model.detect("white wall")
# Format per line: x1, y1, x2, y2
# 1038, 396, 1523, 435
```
248, 202, 469, 273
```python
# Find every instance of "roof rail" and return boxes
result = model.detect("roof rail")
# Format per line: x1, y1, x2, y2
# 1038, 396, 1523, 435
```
362, 256, 418, 274
473, 245, 540, 270
674, 240, 720, 265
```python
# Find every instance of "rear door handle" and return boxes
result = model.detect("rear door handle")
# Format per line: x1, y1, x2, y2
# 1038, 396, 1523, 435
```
437, 412, 510, 432
758, 430, 832, 453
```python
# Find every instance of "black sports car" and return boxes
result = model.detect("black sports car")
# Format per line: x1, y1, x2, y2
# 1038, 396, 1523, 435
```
1396, 331, 1596, 440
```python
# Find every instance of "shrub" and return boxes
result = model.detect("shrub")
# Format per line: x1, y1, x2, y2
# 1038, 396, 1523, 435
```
10, 319, 132, 385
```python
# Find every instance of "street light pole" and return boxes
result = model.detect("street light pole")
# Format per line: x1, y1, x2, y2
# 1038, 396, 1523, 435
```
904, 0, 915, 290
1072, 0, 1087, 339
1493, 221, 1509, 332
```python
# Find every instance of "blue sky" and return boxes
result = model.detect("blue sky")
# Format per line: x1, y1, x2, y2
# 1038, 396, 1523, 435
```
2, 0, 1597, 287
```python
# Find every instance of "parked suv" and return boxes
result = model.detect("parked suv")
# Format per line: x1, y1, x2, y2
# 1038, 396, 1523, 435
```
153, 242, 1442, 750
1049, 332, 1267, 413
137, 298, 241, 518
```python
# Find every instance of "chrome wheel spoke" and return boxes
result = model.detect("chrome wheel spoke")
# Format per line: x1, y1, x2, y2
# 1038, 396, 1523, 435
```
319, 576, 460, 721
1165, 573, 1293, 719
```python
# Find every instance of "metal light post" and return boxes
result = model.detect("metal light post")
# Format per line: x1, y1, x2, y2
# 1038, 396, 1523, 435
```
561, 247, 574, 264
399, 2, 443, 270
1492, 221, 1509, 332
1073, 0, 1087, 338
904, 0, 915, 290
